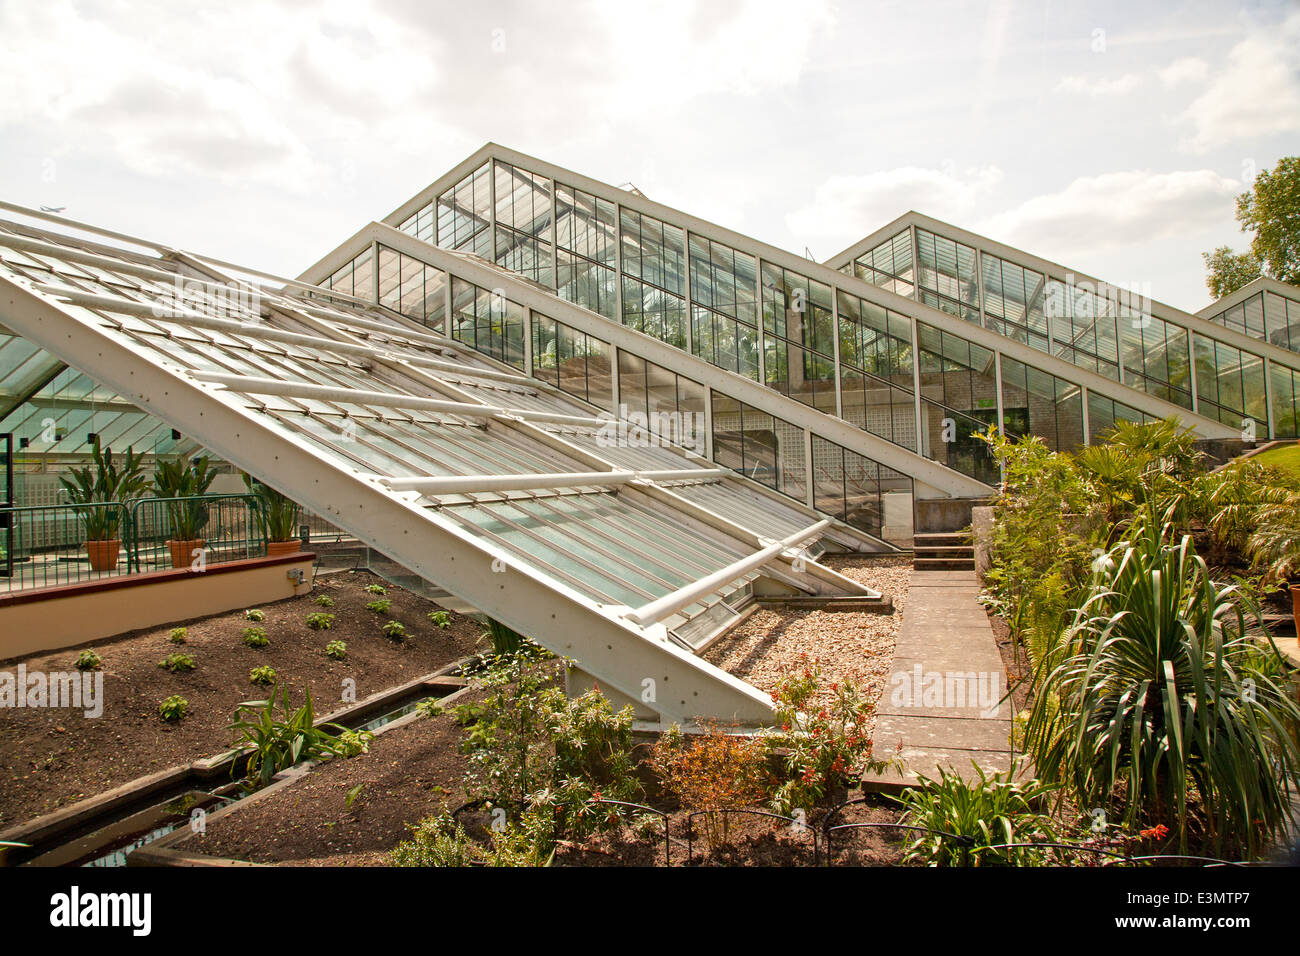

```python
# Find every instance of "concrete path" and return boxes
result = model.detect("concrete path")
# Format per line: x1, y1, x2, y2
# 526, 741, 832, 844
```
867, 569, 1016, 790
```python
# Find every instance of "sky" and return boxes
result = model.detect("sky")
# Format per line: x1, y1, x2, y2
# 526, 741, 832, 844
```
1, 0, 1298, 312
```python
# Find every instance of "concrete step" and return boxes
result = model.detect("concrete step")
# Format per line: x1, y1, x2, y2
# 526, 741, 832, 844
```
914, 557, 976, 570
913, 532, 972, 546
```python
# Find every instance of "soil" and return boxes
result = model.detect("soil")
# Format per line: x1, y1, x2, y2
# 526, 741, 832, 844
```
0, 571, 484, 829
180, 688, 906, 867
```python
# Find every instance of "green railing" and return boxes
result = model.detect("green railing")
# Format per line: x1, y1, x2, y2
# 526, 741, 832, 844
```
0, 494, 266, 594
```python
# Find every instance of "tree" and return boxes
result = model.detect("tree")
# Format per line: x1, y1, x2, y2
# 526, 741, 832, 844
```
1204, 156, 1300, 297
1201, 246, 1260, 298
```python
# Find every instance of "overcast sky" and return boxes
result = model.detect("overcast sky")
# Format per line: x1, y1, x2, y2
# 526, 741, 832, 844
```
2, 0, 1298, 312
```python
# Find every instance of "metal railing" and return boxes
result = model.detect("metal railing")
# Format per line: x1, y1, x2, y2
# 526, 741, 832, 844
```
0, 494, 266, 594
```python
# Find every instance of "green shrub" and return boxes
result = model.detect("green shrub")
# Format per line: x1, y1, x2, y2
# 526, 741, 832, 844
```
169, 627, 188, 644
364, 583, 387, 596
75, 650, 102, 671
483, 618, 525, 655
313, 594, 335, 608
381, 619, 406, 639
1026, 507, 1300, 859
305, 612, 334, 630
244, 609, 265, 623
158, 652, 196, 673
897, 764, 1062, 866
249, 665, 277, 686
366, 598, 391, 615
390, 811, 554, 867
428, 610, 451, 629
241, 626, 269, 648
228, 685, 350, 788
159, 695, 189, 722
325, 640, 347, 661
336, 729, 374, 758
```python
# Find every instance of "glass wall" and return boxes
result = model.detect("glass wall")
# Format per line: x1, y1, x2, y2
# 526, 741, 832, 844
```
1206, 288, 1300, 355
690, 235, 759, 380
323, 245, 374, 300
916, 322, 999, 484
710, 393, 805, 502
761, 263, 835, 410
811, 435, 910, 540
617, 351, 706, 452
916, 228, 979, 324
999, 356, 1084, 452
450, 277, 526, 370
620, 208, 687, 348
848, 229, 914, 297
532, 313, 612, 411
1045, 279, 1121, 381
435, 161, 491, 255
555, 184, 618, 321
1193, 334, 1267, 432
981, 252, 1048, 352
377, 246, 447, 329
1272, 362, 1299, 438
1087, 392, 1149, 443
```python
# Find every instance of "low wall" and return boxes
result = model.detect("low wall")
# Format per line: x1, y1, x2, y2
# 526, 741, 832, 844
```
0, 553, 315, 660
971, 506, 995, 579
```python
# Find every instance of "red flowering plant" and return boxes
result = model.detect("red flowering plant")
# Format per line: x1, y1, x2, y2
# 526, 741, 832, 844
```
765, 656, 898, 816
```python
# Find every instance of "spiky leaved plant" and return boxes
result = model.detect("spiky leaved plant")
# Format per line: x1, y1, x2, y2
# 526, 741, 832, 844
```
1025, 502, 1300, 859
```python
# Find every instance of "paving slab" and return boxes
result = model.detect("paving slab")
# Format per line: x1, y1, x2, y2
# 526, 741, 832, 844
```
869, 566, 1019, 785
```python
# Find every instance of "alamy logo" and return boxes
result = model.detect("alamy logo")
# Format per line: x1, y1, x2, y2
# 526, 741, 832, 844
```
0, 665, 103, 718
887, 665, 1003, 718
594, 404, 704, 452
49, 886, 151, 936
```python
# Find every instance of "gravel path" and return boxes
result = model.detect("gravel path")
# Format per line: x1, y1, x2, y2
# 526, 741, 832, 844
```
703, 554, 911, 724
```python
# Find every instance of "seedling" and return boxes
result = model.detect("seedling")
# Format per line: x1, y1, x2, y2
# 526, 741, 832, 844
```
381, 619, 406, 640
366, 598, 392, 615
169, 627, 188, 644
245, 609, 266, 622
428, 610, 451, 629
242, 626, 269, 648
249, 665, 277, 686
159, 695, 189, 722
75, 650, 102, 671
325, 640, 348, 661
314, 594, 335, 608
364, 583, 387, 596
158, 652, 196, 673
306, 612, 335, 630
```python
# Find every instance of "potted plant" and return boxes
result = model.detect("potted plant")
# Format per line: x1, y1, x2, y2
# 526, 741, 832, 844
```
154, 454, 218, 568
243, 473, 302, 558
1248, 491, 1300, 642
59, 441, 148, 572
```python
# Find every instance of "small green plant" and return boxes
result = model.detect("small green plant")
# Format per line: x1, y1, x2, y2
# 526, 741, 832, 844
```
416, 698, 444, 718
158, 652, 196, 673
305, 612, 335, 630
381, 619, 406, 639
364, 583, 387, 596
245, 608, 265, 622
428, 610, 451, 629
228, 685, 350, 788
325, 640, 347, 661
345, 783, 366, 812
366, 598, 392, 615
336, 729, 374, 758
897, 764, 1062, 866
241, 626, 269, 648
483, 618, 525, 655
249, 665, 277, 686
75, 650, 102, 671
169, 627, 188, 644
242, 473, 300, 545
313, 594, 335, 608
159, 695, 189, 722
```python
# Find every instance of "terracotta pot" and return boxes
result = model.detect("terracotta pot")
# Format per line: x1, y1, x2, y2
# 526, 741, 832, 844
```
167, 538, 205, 569
1292, 585, 1300, 646
86, 539, 120, 572
265, 539, 300, 558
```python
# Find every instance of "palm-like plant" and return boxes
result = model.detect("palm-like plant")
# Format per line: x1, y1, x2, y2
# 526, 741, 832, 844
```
154, 455, 218, 540
1026, 503, 1300, 858
242, 473, 300, 543
58, 441, 148, 540
1248, 489, 1300, 586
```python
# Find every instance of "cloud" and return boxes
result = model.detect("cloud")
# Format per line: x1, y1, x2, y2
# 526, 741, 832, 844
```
1053, 73, 1143, 97
786, 165, 1004, 255
1175, 12, 1300, 152
1157, 57, 1209, 89
980, 169, 1240, 259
